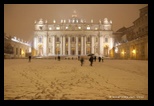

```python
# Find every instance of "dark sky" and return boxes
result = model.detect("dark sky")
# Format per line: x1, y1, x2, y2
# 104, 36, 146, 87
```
4, 4, 148, 41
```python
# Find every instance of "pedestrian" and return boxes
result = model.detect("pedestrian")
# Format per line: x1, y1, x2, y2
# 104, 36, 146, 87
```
98, 56, 101, 62
102, 57, 104, 62
89, 56, 93, 66
29, 55, 31, 62
94, 56, 96, 62
58, 55, 60, 61
80, 57, 84, 66
78, 55, 80, 61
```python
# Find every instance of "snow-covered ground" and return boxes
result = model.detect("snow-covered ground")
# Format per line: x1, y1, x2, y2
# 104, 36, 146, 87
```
4, 59, 148, 100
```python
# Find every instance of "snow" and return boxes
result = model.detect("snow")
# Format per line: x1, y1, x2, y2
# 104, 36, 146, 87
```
4, 59, 148, 100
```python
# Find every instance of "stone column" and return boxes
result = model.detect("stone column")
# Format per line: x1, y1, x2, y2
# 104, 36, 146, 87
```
43, 35, 47, 56
68, 36, 71, 55
33, 36, 36, 55
84, 36, 86, 55
52, 35, 55, 55
63, 36, 65, 55
46, 34, 49, 55
81, 36, 83, 55
109, 37, 114, 50
60, 36, 62, 55
91, 35, 94, 54
98, 35, 100, 56
36, 36, 39, 56
76, 36, 78, 55
99, 35, 103, 56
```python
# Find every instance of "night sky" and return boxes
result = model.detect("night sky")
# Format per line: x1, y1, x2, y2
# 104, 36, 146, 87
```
4, 4, 148, 42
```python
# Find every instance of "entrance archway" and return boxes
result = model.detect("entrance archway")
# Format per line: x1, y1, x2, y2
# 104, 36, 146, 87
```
71, 48, 75, 55
56, 47, 60, 55
38, 45, 43, 56
104, 45, 109, 57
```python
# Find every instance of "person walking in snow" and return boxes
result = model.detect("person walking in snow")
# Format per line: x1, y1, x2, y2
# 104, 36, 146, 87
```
89, 56, 93, 66
29, 55, 31, 62
80, 57, 84, 66
102, 57, 104, 62
98, 56, 101, 62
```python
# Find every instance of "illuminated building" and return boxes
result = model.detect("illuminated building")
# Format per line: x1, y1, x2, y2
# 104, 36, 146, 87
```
33, 11, 114, 57
4, 33, 31, 58
112, 6, 148, 60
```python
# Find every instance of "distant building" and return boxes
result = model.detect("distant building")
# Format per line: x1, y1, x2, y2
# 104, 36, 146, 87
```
4, 33, 31, 59
111, 6, 148, 60
33, 11, 114, 57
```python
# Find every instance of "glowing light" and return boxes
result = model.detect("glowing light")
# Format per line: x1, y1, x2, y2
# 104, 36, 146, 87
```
87, 26, 90, 30
29, 47, 31, 52
81, 19, 83, 23
78, 26, 81, 29
115, 47, 118, 53
121, 51, 124, 54
95, 28, 98, 30
64, 20, 66, 23
66, 26, 68, 29
56, 27, 60, 30
132, 49, 136, 54
49, 27, 52, 30
21, 50, 24, 55
53, 20, 56, 23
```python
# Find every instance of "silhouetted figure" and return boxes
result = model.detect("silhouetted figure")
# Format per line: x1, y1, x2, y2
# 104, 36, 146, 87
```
94, 56, 96, 62
58, 56, 60, 61
89, 56, 93, 66
102, 57, 104, 62
29, 56, 31, 62
78, 56, 80, 61
80, 57, 84, 66
98, 57, 101, 62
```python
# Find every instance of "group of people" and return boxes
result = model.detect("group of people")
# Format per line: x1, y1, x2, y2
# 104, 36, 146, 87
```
28, 55, 104, 66
80, 56, 104, 66
98, 56, 104, 62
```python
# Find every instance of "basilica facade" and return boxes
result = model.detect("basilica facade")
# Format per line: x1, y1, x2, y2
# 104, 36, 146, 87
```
33, 11, 114, 57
